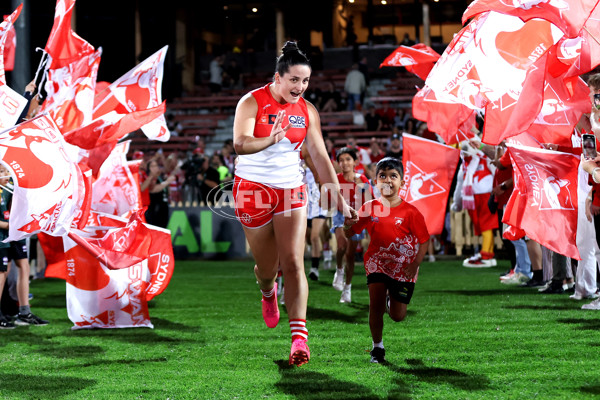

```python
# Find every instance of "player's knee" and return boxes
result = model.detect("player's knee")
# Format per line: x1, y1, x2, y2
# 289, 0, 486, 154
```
390, 309, 407, 322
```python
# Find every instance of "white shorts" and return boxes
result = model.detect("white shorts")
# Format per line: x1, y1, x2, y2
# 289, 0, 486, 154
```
307, 174, 328, 220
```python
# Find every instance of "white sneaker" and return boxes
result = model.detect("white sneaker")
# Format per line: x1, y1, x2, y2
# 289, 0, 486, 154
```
463, 256, 494, 268
574, 292, 600, 301
582, 298, 600, 310
308, 267, 319, 281
340, 287, 351, 303
427, 254, 435, 262
500, 272, 530, 285
332, 269, 345, 291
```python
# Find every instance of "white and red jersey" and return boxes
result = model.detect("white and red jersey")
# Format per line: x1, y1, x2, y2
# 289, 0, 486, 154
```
463, 154, 495, 194
338, 172, 373, 210
235, 84, 308, 188
350, 199, 430, 283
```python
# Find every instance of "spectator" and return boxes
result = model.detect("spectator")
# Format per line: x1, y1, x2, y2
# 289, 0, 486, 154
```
394, 108, 411, 131
199, 157, 220, 205
368, 137, 386, 164
224, 59, 243, 89
376, 102, 395, 130
320, 82, 342, 113
344, 63, 366, 111
364, 106, 383, 131
142, 158, 175, 228
165, 153, 184, 203
209, 55, 224, 95
385, 132, 403, 160
401, 33, 415, 46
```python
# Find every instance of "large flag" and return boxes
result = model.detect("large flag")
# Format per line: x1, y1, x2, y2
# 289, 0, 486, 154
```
0, 6, 21, 83
63, 103, 166, 150
399, 133, 461, 235
44, 0, 95, 69
0, 7, 27, 129
0, 115, 86, 241
91, 141, 142, 217
380, 43, 440, 80
463, 0, 599, 38
40, 49, 102, 133
422, 12, 563, 143
412, 85, 477, 144
93, 46, 170, 142
506, 143, 581, 259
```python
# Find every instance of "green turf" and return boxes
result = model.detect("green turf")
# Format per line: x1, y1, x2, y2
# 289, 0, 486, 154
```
1, 259, 600, 399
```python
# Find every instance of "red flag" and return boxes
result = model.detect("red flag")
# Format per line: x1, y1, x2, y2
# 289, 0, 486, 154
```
0, 115, 87, 241
1, 10, 18, 72
506, 143, 581, 259
91, 141, 142, 218
40, 49, 102, 133
380, 44, 440, 80
63, 102, 166, 150
412, 86, 476, 144
463, 0, 599, 38
44, 0, 94, 68
93, 46, 170, 142
399, 133, 461, 235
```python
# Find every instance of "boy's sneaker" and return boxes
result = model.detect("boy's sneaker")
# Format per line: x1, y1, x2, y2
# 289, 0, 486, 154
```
332, 269, 345, 291
261, 282, 280, 328
582, 299, 600, 310
289, 338, 310, 366
0, 316, 15, 329
427, 254, 435, 262
340, 287, 351, 303
501, 272, 530, 285
308, 268, 319, 281
14, 313, 49, 326
323, 250, 333, 270
370, 347, 386, 363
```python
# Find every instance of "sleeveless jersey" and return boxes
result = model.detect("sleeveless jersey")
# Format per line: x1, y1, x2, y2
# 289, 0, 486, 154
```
235, 84, 309, 189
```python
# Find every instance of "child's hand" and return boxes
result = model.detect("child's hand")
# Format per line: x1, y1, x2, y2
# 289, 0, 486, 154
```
404, 262, 419, 279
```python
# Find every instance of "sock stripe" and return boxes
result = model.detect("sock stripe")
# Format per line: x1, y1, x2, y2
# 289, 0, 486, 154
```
289, 319, 308, 341
261, 286, 275, 298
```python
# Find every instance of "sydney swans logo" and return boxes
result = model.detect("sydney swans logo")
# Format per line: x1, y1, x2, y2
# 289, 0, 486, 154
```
523, 163, 574, 211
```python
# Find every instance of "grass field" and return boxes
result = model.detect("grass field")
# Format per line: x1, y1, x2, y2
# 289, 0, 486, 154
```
2, 258, 600, 399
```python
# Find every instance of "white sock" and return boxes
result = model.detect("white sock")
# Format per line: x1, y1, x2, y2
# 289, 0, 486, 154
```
344, 284, 352, 291
261, 286, 275, 298
373, 340, 384, 349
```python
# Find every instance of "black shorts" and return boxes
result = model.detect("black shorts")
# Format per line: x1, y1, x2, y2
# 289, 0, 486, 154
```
306, 216, 326, 228
0, 247, 9, 272
367, 273, 415, 304
8, 240, 27, 261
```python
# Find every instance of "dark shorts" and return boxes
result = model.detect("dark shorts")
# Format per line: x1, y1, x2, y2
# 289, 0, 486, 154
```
0, 247, 9, 272
307, 215, 326, 228
367, 273, 415, 304
8, 240, 27, 261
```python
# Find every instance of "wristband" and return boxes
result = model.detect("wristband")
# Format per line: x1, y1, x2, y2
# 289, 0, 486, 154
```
593, 168, 600, 184
479, 143, 485, 150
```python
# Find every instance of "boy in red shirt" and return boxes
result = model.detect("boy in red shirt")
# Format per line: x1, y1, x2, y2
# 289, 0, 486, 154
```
344, 157, 429, 363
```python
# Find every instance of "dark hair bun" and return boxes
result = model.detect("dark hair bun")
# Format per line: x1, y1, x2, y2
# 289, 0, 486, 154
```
281, 41, 299, 55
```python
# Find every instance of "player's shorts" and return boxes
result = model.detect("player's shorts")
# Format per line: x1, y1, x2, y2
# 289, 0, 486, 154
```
233, 177, 307, 229
367, 272, 415, 304
0, 247, 9, 272
331, 212, 365, 241
8, 240, 27, 261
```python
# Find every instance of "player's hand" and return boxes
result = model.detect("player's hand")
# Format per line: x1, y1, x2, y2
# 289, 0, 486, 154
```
270, 110, 291, 144
342, 204, 357, 223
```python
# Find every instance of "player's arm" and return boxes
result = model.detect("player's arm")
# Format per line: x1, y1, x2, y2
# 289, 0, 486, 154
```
302, 144, 320, 184
233, 94, 290, 155
0, 221, 8, 230
305, 101, 356, 220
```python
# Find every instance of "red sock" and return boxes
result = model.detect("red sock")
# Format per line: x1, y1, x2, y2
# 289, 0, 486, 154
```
289, 319, 307, 342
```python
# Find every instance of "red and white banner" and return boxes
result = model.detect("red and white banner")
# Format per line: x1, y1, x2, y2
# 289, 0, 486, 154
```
0, 84, 27, 130
399, 133, 461, 235
40, 49, 102, 133
463, 0, 599, 38
412, 85, 477, 144
424, 12, 563, 134
0, 115, 86, 241
91, 141, 142, 218
0, 6, 21, 82
380, 43, 440, 80
93, 46, 170, 142
44, 0, 95, 69
506, 143, 581, 259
